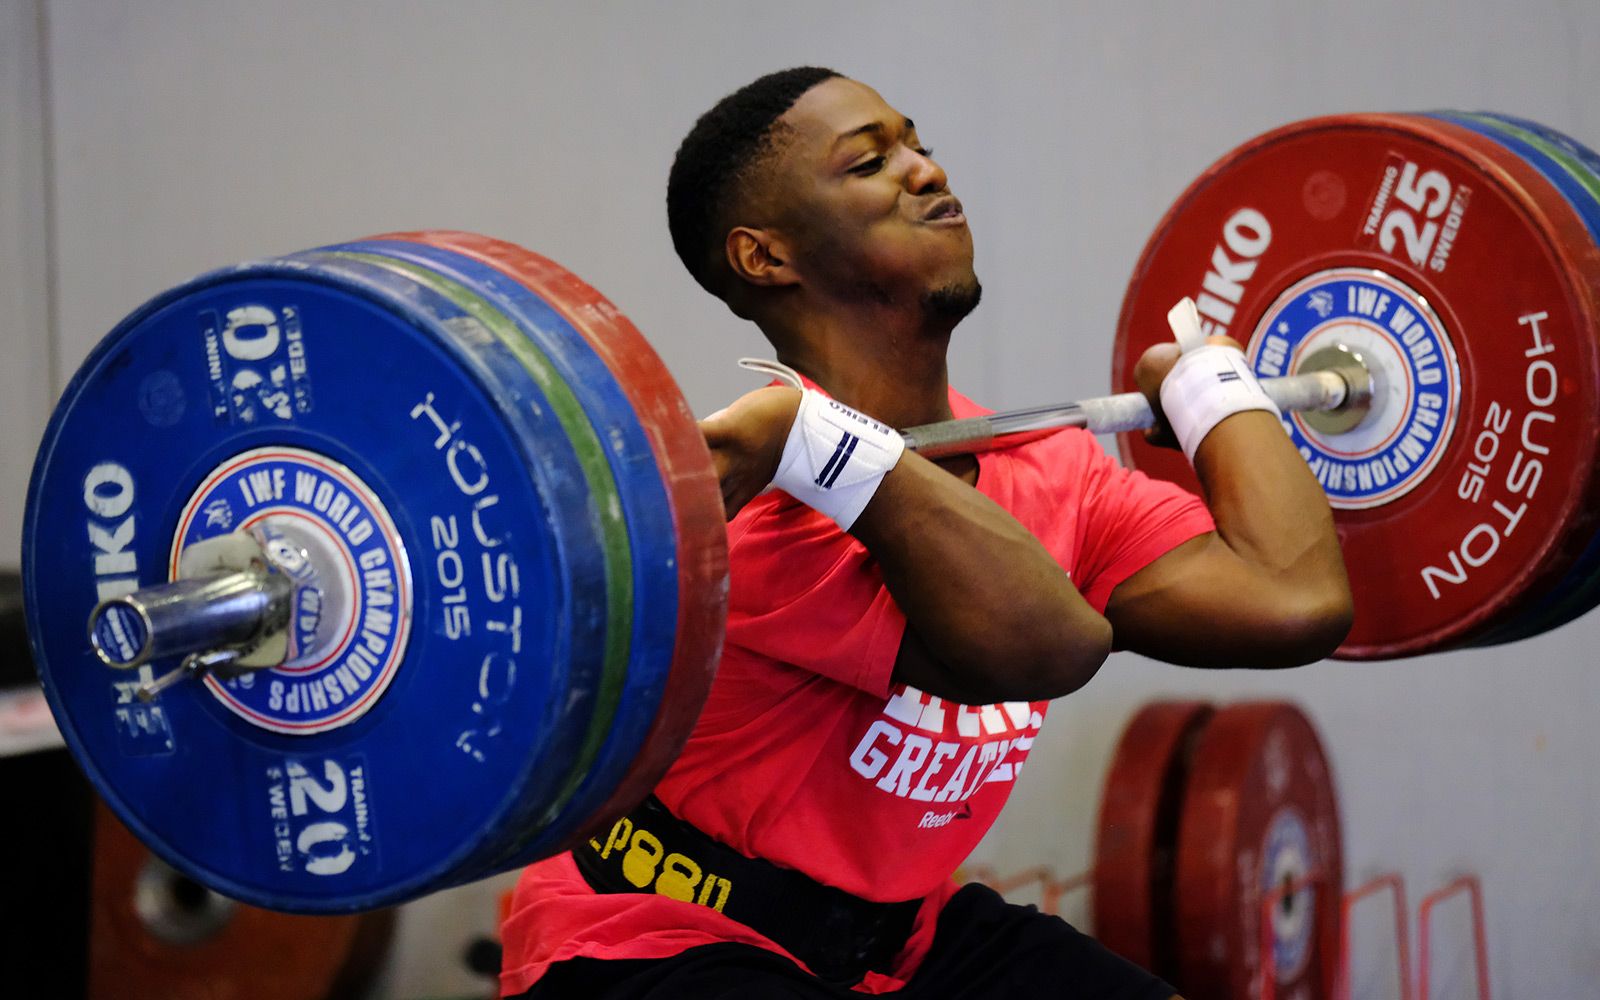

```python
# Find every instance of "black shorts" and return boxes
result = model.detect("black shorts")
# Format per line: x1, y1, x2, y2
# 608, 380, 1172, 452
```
511, 883, 1175, 999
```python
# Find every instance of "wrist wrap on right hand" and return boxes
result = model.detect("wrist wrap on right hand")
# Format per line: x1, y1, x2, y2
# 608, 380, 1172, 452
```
1158, 344, 1281, 463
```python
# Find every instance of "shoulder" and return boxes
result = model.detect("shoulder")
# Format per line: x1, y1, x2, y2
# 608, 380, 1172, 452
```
726, 491, 874, 597
727, 489, 836, 550
985, 425, 1113, 490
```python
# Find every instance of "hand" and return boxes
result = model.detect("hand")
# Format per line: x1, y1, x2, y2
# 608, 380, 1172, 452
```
1132, 333, 1246, 449
698, 386, 802, 520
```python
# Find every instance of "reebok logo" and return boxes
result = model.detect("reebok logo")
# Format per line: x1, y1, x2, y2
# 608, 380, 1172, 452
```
917, 805, 972, 829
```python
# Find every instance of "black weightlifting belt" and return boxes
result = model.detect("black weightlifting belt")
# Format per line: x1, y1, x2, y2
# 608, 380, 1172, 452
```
572, 796, 921, 986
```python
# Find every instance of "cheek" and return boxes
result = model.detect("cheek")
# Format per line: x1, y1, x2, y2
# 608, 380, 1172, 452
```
814, 223, 922, 282
809, 187, 894, 239
788, 185, 949, 280
791, 203, 879, 269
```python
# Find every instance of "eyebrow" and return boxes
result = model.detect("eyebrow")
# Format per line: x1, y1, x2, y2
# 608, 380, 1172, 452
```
833, 117, 916, 148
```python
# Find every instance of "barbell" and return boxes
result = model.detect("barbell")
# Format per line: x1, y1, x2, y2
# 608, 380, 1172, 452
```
23, 111, 1600, 912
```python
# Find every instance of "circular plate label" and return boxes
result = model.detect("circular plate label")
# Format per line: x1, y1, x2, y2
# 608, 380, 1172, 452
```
1259, 806, 1314, 982
1248, 268, 1461, 509
171, 447, 413, 734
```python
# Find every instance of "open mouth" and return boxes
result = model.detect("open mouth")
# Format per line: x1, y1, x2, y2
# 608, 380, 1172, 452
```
922, 196, 966, 224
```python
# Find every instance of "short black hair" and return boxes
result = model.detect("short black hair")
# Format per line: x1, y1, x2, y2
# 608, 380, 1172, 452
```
667, 66, 842, 297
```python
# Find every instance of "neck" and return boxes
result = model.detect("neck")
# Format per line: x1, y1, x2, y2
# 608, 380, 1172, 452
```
765, 306, 958, 429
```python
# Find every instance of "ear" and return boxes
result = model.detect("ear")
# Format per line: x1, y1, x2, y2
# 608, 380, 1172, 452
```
725, 226, 801, 288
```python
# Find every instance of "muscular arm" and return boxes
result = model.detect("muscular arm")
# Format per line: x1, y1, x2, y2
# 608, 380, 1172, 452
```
852, 450, 1111, 704
702, 388, 1110, 704
1105, 343, 1354, 667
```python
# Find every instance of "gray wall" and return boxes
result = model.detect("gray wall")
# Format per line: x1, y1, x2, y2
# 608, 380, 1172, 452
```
10, 2, 1600, 997
1, 0, 53, 571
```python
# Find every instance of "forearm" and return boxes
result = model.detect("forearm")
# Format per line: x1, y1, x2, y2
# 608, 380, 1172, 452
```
850, 452, 1112, 699
1107, 320, 1354, 667
1192, 411, 1347, 593
1105, 412, 1352, 668
1184, 411, 1354, 659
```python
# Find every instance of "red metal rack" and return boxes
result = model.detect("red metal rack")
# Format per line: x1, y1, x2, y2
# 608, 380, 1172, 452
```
1417, 875, 1490, 1000
966, 863, 1488, 1000
1337, 873, 1412, 1000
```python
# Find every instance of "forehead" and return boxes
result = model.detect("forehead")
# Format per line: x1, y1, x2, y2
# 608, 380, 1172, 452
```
780, 77, 906, 149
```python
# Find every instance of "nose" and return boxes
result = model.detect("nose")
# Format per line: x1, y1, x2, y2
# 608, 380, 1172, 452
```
905, 147, 947, 195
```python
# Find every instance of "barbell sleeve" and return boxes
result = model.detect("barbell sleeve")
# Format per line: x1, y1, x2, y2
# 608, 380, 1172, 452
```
87, 570, 294, 670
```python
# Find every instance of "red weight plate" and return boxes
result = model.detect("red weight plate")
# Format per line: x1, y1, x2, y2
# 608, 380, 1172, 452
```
89, 801, 394, 1000
1092, 700, 1215, 978
1171, 702, 1342, 1000
1112, 115, 1600, 658
377, 231, 728, 843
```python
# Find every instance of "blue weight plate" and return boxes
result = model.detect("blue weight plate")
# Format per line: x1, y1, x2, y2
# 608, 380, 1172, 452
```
25, 256, 605, 911
1421, 113, 1600, 645
402, 233, 723, 862
1425, 113, 1600, 242
319, 240, 680, 873
1480, 113, 1600, 206
263, 251, 617, 865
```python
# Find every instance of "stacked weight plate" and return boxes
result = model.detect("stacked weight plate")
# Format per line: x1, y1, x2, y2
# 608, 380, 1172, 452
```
1094, 700, 1342, 1000
1092, 700, 1212, 976
24, 234, 725, 911
351, 232, 728, 872
1414, 115, 1600, 646
90, 800, 395, 999
1112, 113, 1600, 657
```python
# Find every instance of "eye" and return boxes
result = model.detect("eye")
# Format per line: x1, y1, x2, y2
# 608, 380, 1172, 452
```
915, 147, 934, 158
849, 155, 886, 176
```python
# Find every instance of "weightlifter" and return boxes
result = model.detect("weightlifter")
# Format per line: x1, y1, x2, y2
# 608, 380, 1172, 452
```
500, 67, 1353, 998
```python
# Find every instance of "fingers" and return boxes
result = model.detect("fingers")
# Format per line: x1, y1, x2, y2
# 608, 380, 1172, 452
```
699, 429, 747, 520
1132, 335, 1243, 393
699, 385, 804, 520
1134, 343, 1182, 450
1133, 341, 1181, 400
696, 406, 738, 448
1132, 326, 1252, 450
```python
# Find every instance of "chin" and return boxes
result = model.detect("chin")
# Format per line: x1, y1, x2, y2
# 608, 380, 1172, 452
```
922, 275, 983, 324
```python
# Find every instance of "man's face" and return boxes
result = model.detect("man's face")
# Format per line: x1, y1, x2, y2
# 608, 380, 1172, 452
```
758, 77, 979, 318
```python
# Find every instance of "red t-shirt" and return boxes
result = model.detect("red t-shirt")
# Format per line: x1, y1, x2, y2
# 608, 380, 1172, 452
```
500, 386, 1214, 996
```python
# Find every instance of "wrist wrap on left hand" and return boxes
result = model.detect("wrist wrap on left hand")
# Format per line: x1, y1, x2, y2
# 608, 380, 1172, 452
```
771, 389, 906, 531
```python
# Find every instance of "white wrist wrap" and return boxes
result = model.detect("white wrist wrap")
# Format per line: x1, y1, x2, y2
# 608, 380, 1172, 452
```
772, 389, 906, 531
1159, 344, 1281, 463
